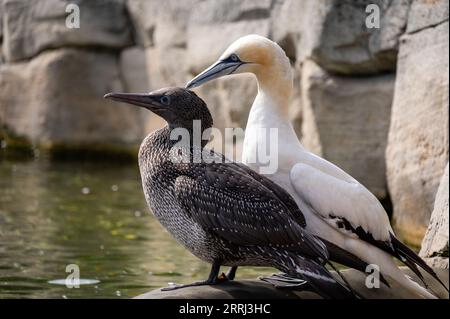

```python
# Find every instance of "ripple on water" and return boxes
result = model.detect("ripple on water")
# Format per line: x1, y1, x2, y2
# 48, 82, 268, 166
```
48, 279, 100, 286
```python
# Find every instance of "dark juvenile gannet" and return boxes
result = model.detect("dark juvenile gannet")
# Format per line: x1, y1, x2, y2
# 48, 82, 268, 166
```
186, 35, 447, 299
104, 87, 356, 298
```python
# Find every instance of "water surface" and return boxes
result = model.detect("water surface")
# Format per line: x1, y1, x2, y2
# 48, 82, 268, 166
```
0, 159, 275, 298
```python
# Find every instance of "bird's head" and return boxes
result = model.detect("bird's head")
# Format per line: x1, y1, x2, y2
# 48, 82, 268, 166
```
104, 87, 213, 132
186, 34, 292, 89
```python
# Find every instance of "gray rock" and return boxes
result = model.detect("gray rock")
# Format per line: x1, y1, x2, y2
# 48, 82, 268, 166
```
270, 0, 303, 63
407, 0, 449, 34
137, 279, 306, 300
300, 60, 394, 199
126, 0, 200, 48
119, 46, 166, 137
146, 47, 190, 89
119, 45, 187, 135
120, 46, 150, 92
125, 0, 157, 47
386, 21, 449, 246
295, 0, 411, 75
124, 0, 208, 136
289, 67, 303, 136
187, 20, 271, 74
0, 4, 3, 64
424, 257, 449, 269
2, 0, 132, 62
0, 48, 144, 147
0, 1, 3, 42
186, 0, 272, 73
135, 267, 449, 299
145, 47, 187, 133
0, 0, 4, 63
190, 0, 272, 25
420, 163, 449, 269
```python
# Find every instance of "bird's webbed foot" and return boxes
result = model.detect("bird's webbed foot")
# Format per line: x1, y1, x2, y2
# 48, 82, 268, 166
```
161, 260, 226, 291
161, 278, 220, 291
259, 273, 309, 290
224, 266, 238, 281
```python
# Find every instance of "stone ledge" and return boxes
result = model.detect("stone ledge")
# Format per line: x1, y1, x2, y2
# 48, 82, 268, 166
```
424, 257, 449, 270
135, 267, 449, 299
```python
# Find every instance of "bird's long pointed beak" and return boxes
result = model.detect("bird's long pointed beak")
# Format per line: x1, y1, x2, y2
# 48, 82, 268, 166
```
186, 60, 242, 89
104, 92, 161, 111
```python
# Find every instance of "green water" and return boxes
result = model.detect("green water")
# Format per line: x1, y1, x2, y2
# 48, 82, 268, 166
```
0, 159, 275, 299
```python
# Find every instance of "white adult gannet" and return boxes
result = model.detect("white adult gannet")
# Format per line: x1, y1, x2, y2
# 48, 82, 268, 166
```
186, 34, 447, 298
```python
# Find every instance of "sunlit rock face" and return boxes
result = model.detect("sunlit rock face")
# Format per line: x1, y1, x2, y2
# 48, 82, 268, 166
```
386, 0, 449, 246
0, 49, 144, 148
300, 60, 394, 199
272, 0, 410, 75
0, 1, 3, 64
2, 0, 132, 62
420, 163, 449, 269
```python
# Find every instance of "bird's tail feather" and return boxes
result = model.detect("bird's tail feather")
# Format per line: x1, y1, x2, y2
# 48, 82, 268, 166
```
390, 233, 448, 293
321, 238, 390, 287
276, 252, 358, 299
397, 273, 439, 299
326, 261, 363, 298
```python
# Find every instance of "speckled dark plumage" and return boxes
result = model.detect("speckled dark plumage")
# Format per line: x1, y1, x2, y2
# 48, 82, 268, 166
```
106, 87, 356, 298
139, 129, 325, 264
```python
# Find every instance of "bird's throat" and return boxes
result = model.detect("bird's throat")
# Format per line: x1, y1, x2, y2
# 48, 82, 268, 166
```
242, 66, 301, 169
254, 63, 293, 118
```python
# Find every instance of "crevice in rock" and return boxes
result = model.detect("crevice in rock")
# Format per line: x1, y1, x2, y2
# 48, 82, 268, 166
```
430, 243, 449, 258
233, 9, 270, 22
123, 2, 139, 48
407, 18, 449, 35
8, 44, 128, 65
380, 190, 394, 220
277, 33, 297, 65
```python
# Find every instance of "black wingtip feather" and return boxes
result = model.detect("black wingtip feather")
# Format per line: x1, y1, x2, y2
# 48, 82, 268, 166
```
284, 254, 358, 299
320, 238, 390, 288
326, 261, 363, 298
390, 233, 449, 292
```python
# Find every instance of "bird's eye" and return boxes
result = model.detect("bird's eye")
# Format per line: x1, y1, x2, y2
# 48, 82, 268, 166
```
230, 54, 239, 62
160, 96, 170, 105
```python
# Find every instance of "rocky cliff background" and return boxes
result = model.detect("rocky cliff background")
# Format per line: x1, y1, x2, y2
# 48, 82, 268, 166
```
0, 0, 448, 264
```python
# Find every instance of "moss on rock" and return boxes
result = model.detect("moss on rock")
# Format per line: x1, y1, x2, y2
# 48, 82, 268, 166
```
1, 126, 138, 162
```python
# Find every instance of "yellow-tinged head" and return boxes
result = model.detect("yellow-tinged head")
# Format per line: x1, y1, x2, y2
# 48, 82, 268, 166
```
186, 35, 293, 95
221, 35, 279, 69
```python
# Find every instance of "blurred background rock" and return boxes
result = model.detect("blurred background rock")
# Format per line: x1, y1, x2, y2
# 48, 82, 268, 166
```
0, 0, 448, 260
